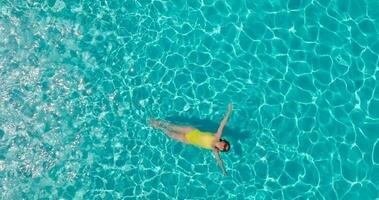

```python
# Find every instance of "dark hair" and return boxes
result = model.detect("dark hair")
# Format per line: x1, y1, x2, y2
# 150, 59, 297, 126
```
219, 139, 230, 152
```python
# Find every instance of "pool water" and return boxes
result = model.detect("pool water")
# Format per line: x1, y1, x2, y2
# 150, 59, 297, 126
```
1, 0, 379, 199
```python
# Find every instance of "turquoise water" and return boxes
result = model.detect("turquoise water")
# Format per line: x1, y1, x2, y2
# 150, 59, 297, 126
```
1, 0, 379, 199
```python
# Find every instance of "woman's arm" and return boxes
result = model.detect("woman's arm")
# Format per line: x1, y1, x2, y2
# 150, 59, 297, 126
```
213, 149, 227, 176
215, 103, 233, 140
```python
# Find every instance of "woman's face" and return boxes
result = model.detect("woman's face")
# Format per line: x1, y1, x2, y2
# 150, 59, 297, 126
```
216, 141, 229, 152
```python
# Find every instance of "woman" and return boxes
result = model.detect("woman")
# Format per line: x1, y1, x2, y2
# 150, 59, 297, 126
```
149, 103, 232, 176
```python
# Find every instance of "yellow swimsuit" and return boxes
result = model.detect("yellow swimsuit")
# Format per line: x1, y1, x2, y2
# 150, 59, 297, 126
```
185, 129, 215, 150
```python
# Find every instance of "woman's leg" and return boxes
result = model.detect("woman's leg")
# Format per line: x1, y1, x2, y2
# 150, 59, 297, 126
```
149, 119, 195, 134
149, 119, 193, 143
160, 129, 188, 143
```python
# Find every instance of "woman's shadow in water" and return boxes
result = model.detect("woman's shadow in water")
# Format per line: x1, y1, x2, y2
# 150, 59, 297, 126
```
166, 115, 250, 155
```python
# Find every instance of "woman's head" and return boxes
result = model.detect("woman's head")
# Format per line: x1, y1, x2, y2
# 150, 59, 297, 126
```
216, 139, 230, 152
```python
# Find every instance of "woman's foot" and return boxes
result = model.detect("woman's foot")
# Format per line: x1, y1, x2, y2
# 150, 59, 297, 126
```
149, 118, 160, 128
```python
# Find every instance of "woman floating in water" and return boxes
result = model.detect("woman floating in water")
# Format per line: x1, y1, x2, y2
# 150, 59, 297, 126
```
149, 104, 232, 176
